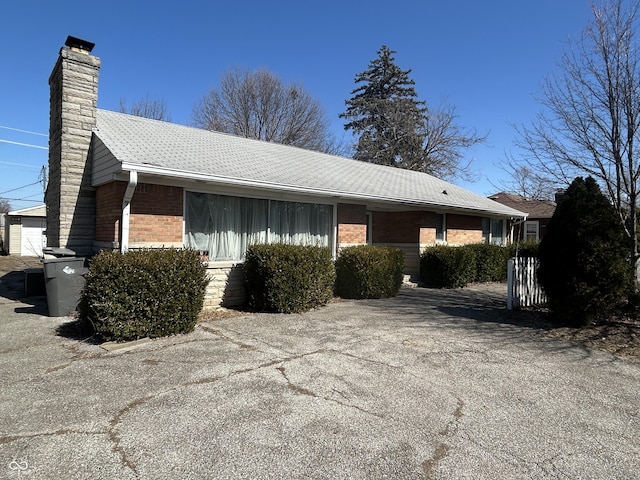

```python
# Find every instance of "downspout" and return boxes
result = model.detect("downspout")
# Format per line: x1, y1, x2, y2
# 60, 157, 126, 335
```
509, 215, 528, 245
121, 170, 138, 253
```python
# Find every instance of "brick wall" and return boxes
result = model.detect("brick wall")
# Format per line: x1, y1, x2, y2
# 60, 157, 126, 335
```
95, 181, 184, 247
95, 182, 125, 243
337, 203, 367, 245
446, 214, 483, 245
130, 183, 183, 244
372, 211, 426, 243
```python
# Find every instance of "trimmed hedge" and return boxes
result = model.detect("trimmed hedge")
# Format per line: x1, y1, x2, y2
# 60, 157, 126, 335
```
506, 240, 539, 259
79, 249, 209, 342
244, 244, 335, 313
335, 245, 405, 299
461, 243, 509, 283
420, 245, 476, 288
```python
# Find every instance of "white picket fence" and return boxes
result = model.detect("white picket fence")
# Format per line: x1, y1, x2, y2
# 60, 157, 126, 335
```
507, 257, 547, 310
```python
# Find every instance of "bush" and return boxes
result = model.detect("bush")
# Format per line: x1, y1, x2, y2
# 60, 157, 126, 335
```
462, 243, 509, 283
334, 245, 405, 299
506, 240, 540, 259
537, 176, 633, 326
243, 244, 335, 313
79, 249, 209, 342
420, 245, 476, 288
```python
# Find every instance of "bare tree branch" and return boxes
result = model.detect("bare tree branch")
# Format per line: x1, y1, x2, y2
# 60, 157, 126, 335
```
119, 94, 172, 121
192, 68, 342, 154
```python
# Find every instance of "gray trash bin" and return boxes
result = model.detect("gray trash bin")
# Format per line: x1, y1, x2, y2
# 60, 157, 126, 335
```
43, 257, 87, 317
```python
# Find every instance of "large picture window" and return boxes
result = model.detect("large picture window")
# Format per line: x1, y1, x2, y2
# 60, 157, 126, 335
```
185, 192, 332, 261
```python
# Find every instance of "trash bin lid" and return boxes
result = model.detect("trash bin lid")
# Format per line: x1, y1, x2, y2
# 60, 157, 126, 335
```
42, 247, 77, 257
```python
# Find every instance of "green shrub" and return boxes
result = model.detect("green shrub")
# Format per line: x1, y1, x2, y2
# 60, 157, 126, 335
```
537, 177, 633, 326
462, 243, 509, 283
506, 240, 540, 259
244, 244, 335, 313
334, 245, 405, 299
420, 245, 476, 288
79, 249, 209, 342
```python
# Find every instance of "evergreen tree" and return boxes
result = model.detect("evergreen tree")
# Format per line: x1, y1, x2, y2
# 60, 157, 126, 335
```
537, 176, 633, 326
341, 46, 485, 181
340, 46, 426, 168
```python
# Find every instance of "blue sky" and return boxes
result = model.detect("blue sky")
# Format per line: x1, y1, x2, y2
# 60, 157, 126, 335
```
1, 0, 594, 211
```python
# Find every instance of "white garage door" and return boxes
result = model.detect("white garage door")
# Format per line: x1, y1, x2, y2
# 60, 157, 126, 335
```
21, 217, 47, 256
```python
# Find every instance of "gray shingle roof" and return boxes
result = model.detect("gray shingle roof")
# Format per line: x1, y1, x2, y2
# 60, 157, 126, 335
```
94, 110, 525, 217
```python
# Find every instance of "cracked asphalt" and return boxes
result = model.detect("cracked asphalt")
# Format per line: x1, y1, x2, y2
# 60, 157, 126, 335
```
1, 280, 639, 479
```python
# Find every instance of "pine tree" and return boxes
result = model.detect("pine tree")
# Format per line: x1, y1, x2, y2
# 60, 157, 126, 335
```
340, 46, 426, 168
537, 176, 633, 326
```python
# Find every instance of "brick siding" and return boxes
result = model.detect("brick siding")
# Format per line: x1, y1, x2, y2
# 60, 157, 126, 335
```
446, 214, 483, 245
130, 184, 183, 243
337, 203, 367, 245
95, 181, 184, 246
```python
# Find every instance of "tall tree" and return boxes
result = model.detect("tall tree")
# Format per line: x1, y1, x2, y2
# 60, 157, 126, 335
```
119, 94, 172, 121
514, 0, 640, 285
537, 177, 633, 326
192, 68, 339, 154
341, 45, 484, 181
340, 46, 426, 168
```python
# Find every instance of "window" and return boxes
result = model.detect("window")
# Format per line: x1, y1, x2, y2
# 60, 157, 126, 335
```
184, 192, 332, 261
524, 221, 539, 242
482, 217, 505, 245
435, 213, 445, 242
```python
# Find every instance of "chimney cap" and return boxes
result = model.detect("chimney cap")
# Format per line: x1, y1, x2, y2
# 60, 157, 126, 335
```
64, 35, 95, 53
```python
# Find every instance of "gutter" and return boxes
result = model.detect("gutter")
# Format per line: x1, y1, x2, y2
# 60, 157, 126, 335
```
118, 163, 526, 219
121, 170, 138, 253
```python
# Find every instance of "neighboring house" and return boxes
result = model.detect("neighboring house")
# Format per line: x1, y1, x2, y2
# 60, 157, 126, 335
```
4, 205, 47, 257
46, 36, 526, 308
488, 192, 556, 242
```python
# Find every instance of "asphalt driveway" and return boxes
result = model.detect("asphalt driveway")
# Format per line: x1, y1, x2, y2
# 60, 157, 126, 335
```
1, 283, 639, 479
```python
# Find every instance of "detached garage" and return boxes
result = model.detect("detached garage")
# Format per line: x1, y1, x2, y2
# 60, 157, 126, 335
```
4, 205, 47, 257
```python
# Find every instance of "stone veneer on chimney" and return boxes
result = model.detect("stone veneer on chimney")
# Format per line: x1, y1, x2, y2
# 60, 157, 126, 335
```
47, 37, 101, 255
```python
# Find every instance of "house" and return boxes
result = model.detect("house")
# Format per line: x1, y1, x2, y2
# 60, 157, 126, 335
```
46, 36, 526, 308
3, 205, 47, 256
488, 192, 556, 242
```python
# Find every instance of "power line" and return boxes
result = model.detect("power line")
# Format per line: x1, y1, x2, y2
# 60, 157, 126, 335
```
2, 197, 43, 204
0, 139, 48, 150
0, 181, 41, 196
0, 161, 42, 170
0, 125, 48, 137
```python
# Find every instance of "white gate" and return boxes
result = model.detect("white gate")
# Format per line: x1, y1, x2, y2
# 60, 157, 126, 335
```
507, 257, 547, 310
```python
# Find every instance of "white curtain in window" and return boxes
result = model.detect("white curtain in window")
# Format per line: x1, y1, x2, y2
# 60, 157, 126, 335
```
490, 219, 504, 245
185, 193, 267, 260
270, 201, 331, 247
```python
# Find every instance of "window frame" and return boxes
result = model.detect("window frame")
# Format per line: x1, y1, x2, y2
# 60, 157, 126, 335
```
524, 220, 540, 242
435, 213, 446, 243
183, 189, 337, 264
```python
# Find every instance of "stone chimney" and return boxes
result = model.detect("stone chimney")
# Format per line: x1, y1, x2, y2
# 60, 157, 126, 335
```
47, 36, 101, 255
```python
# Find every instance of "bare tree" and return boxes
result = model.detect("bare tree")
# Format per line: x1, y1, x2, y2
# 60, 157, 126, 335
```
0, 198, 11, 213
493, 155, 560, 200
119, 94, 172, 121
417, 103, 485, 182
514, 0, 640, 284
192, 68, 340, 154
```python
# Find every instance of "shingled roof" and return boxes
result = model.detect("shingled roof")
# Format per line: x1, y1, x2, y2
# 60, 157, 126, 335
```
93, 110, 525, 218
488, 192, 556, 218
